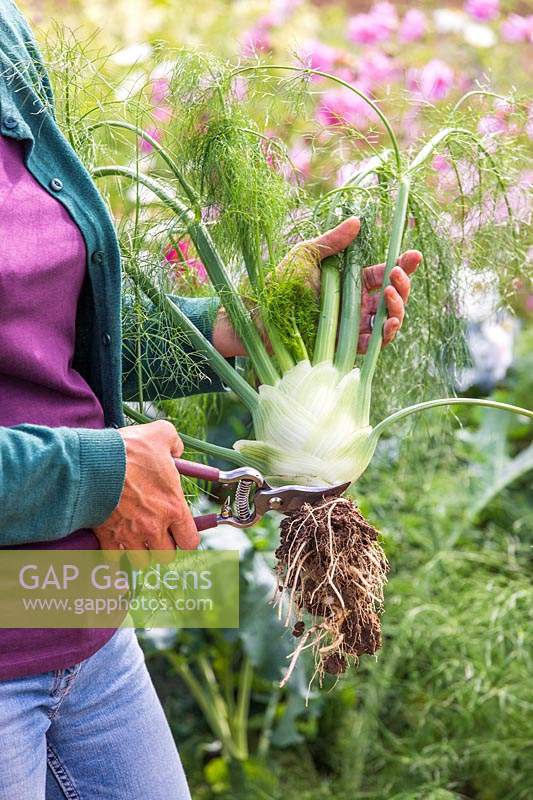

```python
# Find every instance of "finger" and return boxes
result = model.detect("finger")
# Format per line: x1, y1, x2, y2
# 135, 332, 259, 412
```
383, 317, 400, 346
384, 285, 405, 326
168, 430, 184, 458
169, 475, 201, 550
398, 249, 422, 275
309, 217, 360, 259
390, 267, 411, 304
170, 516, 201, 551
155, 419, 184, 457
363, 249, 422, 291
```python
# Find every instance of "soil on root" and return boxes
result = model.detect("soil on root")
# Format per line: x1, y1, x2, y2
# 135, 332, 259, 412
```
275, 496, 389, 686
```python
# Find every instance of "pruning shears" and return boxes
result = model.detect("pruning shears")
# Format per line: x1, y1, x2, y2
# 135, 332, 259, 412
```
174, 459, 349, 531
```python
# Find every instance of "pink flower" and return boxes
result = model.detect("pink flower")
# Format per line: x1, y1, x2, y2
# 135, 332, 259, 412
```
290, 140, 312, 177
140, 126, 162, 154
153, 105, 172, 123
526, 106, 533, 141
348, 14, 387, 45
165, 241, 208, 284
260, 0, 303, 27
316, 85, 373, 129
500, 14, 533, 43
233, 76, 248, 102
494, 98, 515, 116
432, 154, 451, 172
298, 40, 338, 74
348, 4, 397, 46
477, 115, 507, 137
371, 2, 399, 31
464, 0, 500, 22
336, 157, 378, 187
151, 77, 170, 106
280, 139, 312, 183
358, 50, 398, 85
401, 106, 423, 145
240, 26, 272, 56
398, 8, 427, 42
409, 60, 454, 102
494, 178, 531, 226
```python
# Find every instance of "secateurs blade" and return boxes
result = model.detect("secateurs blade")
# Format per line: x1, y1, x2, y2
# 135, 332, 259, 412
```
174, 459, 350, 532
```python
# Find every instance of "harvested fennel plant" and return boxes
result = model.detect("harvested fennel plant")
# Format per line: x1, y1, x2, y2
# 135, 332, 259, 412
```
54, 44, 533, 682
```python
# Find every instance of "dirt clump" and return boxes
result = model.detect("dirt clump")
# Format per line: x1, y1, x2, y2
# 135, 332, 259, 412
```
275, 497, 389, 685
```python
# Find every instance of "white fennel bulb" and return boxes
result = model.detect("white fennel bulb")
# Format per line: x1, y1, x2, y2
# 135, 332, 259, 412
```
234, 361, 378, 486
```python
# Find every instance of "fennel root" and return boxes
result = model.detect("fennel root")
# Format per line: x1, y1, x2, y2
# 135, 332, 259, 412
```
275, 496, 388, 685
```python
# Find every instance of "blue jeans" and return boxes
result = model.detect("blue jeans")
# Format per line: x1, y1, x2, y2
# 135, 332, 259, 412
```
0, 628, 191, 799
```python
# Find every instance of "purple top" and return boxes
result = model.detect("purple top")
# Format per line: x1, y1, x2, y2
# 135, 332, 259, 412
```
0, 135, 117, 679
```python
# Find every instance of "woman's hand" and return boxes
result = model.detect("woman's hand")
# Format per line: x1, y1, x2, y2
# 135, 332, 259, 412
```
213, 217, 422, 358
94, 421, 199, 567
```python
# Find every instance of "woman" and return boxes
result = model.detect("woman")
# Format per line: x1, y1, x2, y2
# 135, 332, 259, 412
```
0, 1, 421, 797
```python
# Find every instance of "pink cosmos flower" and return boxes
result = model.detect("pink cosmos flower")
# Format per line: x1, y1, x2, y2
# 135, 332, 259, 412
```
398, 8, 427, 43
152, 105, 172, 123
336, 157, 379, 188
500, 14, 533, 43
298, 40, 338, 74
358, 50, 398, 85
464, 0, 500, 22
526, 106, 533, 141
400, 106, 423, 145
334, 67, 357, 83
432, 154, 451, 172
151, 77, 170, 106
493, 172, 532, 225
290, 140, 312, 178
280, 139, 312, 183
260, 0, 304, 28
140, 126, 162, 154
477, 115, 507, 137
233, 76, 248, 102
493, 98, 515, 116
316, 85, 373, 129
165, 240, 208, 284
435, 158, 479, 197
371, 2, 399, 32
408, 60, 454, 102
348, 3, 397, 46
348, 14, 387, 45
240, 26, 272, 56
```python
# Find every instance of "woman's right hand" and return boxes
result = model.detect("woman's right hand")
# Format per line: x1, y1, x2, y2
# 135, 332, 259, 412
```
94, 421, 199, 566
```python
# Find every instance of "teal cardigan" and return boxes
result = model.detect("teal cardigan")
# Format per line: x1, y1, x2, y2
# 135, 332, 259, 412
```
0, 0, 224, 544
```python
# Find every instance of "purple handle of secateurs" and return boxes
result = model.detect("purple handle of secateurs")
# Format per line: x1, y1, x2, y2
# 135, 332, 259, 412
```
174, 459, 220, 532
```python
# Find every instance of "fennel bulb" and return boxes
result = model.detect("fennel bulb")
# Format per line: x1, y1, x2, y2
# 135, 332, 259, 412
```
234, 360, 376, 486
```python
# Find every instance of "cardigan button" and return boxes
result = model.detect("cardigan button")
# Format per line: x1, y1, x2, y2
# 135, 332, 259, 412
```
91, 250, 104, 265
49, 177, 63, 192
3, 115, 18, 129
102, 332, 112, 346
110, 423, 120, 429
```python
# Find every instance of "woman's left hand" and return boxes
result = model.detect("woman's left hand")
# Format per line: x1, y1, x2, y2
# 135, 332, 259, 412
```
213, 216, 422, 358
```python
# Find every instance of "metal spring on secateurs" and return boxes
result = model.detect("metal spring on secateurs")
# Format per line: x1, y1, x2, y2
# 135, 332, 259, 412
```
235, 479, 254, 522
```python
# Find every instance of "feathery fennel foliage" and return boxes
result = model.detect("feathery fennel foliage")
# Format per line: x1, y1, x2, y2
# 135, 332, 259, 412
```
43, 34, 532, 486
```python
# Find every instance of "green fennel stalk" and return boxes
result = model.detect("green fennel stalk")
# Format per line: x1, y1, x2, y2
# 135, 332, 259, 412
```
90, 59, 530, 487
